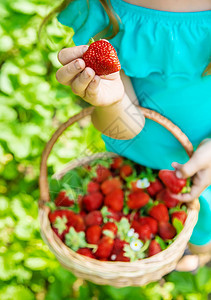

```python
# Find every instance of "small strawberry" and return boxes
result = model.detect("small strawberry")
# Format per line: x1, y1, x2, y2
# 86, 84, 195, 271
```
102, 222, 118, 236
110, 157, 123, 169
96, 165, 111, 183
158, 222, 176, 240
55, 191, 74, 207
84, 210, 103, 227
148, 240, 162, 257
147, 179, 163, 197
107, 208, 122, 221
104, 189, 124, 212
71, 214, 86, 232
112, 251, 130, 262
171, 211, 187, 225
77, 248, 95, 258
137, 224, 152, 242
139, 217, 158, 235
158, 170, 187, 194
120, 165, 133, 178
130, 180, 143, 192
149, 203, 169, 223
156, 189, 179, 208
82, 192, 103, 212
101, 178, 122, 195
95, 236, 114, 259
52, 217, 70, 241
112, 238, 128, 254
127, 190, 150, 209
87, 181, 100, 193
86, 225, 102, 244
82, 39, 121, 76
131, 221, 152, 241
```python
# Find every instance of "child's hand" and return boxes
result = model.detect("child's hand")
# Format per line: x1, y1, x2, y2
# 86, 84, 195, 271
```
56, 45, 124, 106
171, 138, 211, 201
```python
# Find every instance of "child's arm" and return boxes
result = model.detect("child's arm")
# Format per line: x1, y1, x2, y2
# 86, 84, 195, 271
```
170, 138, 211, 201
56, 46, 145, 140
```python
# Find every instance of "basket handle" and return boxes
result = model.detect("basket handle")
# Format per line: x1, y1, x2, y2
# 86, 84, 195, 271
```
39, 106, 194, 205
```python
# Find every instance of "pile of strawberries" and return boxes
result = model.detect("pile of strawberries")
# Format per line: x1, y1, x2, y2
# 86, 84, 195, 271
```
48, 156, 190, 262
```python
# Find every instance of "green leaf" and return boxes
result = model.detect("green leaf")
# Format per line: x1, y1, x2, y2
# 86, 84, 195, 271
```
173, 218, 184, 235
24, 257, 48, 271
155, 236, 167, 250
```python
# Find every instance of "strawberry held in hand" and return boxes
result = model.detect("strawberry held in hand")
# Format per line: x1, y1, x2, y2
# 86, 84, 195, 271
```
82, 39, 121, 76
158, 170, 187, 194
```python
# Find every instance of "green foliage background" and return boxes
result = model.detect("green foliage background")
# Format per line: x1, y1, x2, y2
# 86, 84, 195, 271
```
0, 0, 211, 299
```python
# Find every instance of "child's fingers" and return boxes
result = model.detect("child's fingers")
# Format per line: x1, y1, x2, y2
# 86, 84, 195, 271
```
84, 76, 101, 105
58, 45, 88, 66
71, 67, 95, 97
56, 59, 85, 85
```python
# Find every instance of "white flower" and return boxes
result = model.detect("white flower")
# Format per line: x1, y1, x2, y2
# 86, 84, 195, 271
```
133, 233, 139, 239
136, 178, 150, 189
127, 228, 135, 237
130, 240, 143, 252
110, 254, 117, 261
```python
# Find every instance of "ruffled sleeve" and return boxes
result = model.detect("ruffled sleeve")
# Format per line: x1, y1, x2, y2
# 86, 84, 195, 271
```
58, 0, 109, 45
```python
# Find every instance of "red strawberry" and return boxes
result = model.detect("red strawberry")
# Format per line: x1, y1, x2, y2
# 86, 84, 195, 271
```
87, 181, 100, 193
107, 209, 122, 221
112, 251, 130, 262
48, 210, 75, 224
112, 238, 128, 254
86, 225, 102, 244
55, 191, 74, 207
102, 222, 118, 236
131, 220, 141, 233
127, 190, 150, 209
156, 189, 179, 208
148, 240, 162, 257
171, 211, 187, 225
158, 170, 187, 194
120, 165, 133, 178
131, 221, 152, 241
111, 157, 123, 169
130, 180, 143, 192
82, 192, 103, 211
77, 248, 95, 258
139, 217, 158, 235
82, 39, 121, 76
96, 165, 111, 183
71, 214, 86, 232
137, 224, 152, 242
101, 178, 122, 195
149, 203, 169, 223
158, 222, 176, 240
126, 211, 140, 222
95, 236, 114, 259
147, 179, 163, 197
84, 210, 103, 227
104, 189, 124, 212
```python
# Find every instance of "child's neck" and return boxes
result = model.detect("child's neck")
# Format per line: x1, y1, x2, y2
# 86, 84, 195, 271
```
123, 0, 211, 12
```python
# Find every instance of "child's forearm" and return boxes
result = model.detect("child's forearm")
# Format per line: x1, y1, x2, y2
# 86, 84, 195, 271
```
91, 92, 145, 140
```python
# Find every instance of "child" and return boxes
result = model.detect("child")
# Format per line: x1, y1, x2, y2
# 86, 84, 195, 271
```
55, 0, 211, 271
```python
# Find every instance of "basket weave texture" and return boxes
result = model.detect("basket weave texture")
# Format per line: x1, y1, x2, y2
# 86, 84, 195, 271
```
39, 106, 199, 287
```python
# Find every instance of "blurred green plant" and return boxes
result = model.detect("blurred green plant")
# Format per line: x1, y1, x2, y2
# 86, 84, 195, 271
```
0, 0, 211, 299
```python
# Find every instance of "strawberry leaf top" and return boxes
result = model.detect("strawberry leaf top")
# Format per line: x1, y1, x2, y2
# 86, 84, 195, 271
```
116, 217, 131, 241
65, 227, 87, 251
53, 216, 67, 235
172, 218, 184, 235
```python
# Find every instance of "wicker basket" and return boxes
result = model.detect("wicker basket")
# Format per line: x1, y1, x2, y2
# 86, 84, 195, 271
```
39, 106, 200, 287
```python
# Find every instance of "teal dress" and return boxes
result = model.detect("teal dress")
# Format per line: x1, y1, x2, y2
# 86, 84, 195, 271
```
58, 0, 211, 246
